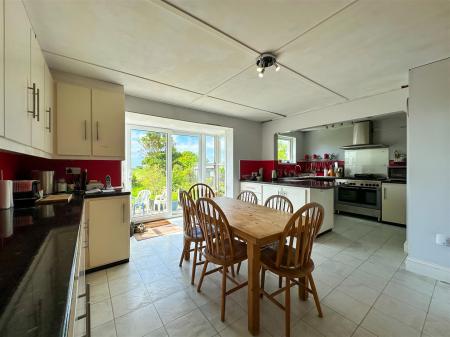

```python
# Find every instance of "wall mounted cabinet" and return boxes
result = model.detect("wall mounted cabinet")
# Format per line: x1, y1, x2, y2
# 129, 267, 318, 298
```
43, 65, 55, 153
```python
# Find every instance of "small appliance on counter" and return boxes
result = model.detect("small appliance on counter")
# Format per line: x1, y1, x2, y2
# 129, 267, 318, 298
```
271, 169, 277, 181
31, 170, 55, 195
12, 180, 41, 208
86, 180, 104, 191
0, 180, 14, 210
57, 179, 68, 193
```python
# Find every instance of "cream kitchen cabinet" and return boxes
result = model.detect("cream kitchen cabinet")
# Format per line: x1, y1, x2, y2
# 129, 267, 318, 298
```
310, 188, 334, 233
382, 183, 406, 225
281, 185, 308, 211
262, 184, 280, 205
92, 88, 125, 157
56, 82, 125, 159
43, 65, 54, 153
56, 82, 92, 156
4, 0, 32, 146
0, 1, 4, 137
85, 195, 130, 270
240, 182, 263, 205
30, 30, 46, 151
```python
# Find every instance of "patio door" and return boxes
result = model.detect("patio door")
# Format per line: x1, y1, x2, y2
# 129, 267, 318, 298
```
129, 127, 171, 221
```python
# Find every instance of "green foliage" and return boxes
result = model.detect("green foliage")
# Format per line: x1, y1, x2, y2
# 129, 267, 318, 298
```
278, 140, 289, 161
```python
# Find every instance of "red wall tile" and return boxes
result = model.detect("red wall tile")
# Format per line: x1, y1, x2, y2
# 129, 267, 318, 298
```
0, 151, 122, 186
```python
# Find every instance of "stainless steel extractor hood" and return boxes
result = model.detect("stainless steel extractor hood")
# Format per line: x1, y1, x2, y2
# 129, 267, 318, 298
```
340, 121, 387, 149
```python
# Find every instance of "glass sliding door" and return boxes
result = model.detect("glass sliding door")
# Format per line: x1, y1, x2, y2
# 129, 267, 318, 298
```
203, 135, 226, 196
129, 128, 170, 220
171, 134, 200, 214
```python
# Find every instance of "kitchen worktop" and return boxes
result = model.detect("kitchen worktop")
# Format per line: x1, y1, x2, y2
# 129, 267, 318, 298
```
241, 179, 335, 190
0, 189, 130, 337
83, 189, 131, 199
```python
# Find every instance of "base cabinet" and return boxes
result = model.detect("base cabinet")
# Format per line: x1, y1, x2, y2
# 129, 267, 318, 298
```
382, 183, 406, 225
85, 195, 131, 270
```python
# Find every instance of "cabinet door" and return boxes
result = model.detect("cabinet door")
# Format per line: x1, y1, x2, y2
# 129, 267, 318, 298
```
281, 186, 308, 212
44, 65, 54, 153
382, 183, 406, 225
4, 0, 32, 145
310, 189, 334, 233
87, 196, 130, 269
30, 30, 46, 151
0, 1, 4, 136
262, 184, 281, 205
56, 82, 91, 155
92, 88, 125, 157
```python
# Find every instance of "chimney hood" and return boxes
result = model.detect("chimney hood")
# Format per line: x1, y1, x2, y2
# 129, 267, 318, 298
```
340, 121, 387, 150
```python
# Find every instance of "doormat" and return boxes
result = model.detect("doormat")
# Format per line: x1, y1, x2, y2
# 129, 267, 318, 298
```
134, 220, 182, 241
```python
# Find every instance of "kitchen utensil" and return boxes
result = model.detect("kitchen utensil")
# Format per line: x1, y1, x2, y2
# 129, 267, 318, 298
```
31, 170, 54, 195
271, 169, 278, 181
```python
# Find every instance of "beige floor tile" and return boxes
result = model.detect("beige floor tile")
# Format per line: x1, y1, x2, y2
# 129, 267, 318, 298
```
358, 260, 398, 280
146, 275, 188, 302
429, 297, 450, 320
108, 272, 145, 297
315, 260, 356, 278
373, 294, 427, 331
87, 270, 108, 285
115, 304, 163, 337
331, 251, 364, 268
90, 282, 111, 304
383, 280, 431, 311
392, 269, 436, 296
322, 289, 371, 324
433, 281, 450, 304
91, 298, 114, 329
199, 296, 246, 332
143, 327, 168, 337
91, 320, 117, 337
165, 309, 217, 337
106, 263, 138, 281
361, 309, 421, 337
290, 321, 325, 337
422, 313, 450, 337
302, 305, 357, 337
352, 327, 377, 337
336, 277, 381, 306
154, 290, 197, 324
218, 316, 272, 337
111, 288, 153, 318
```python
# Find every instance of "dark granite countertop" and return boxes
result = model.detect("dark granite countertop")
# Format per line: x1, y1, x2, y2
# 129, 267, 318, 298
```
241, 179, 335, 190
83, 189, 131, 199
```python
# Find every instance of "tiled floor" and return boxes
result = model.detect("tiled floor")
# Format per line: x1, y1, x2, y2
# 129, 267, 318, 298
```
87, 215, 450, 337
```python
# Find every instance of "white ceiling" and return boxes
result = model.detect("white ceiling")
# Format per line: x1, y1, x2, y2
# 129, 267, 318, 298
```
23, 0, 450, 122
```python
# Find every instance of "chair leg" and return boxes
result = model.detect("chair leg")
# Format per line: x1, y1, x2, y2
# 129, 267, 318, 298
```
285, 278, 291, 337
230, 264, 236, 278
260, 267, 266, 298
299, 276, 308, 300
279, 276, 283, 288
197, 260, 209, 292
236, 262, 241, 274
308, 274, 323, 318
191, 241, 198, 285
221, 266, 227, 322
179, 239, 189, 267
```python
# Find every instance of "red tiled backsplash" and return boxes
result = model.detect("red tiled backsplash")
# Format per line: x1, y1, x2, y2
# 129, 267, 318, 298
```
0, 151, 122, 186
240, 160, 345, 181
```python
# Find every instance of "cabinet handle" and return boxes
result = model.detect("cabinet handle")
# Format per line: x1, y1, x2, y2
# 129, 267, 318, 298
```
84, 120, 87, 140
45, 108, 52, 132
122, 202, 125, 223
384, 188, 387, 200
27, 83, 36, 118
36, 88, 40, 121
96, 121, 99, 141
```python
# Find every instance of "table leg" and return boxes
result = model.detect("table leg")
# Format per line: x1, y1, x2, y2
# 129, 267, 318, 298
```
247, 241, 260, 336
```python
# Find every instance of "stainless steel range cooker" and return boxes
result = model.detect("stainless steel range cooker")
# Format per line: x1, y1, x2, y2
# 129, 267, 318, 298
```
335, 174, 386, 221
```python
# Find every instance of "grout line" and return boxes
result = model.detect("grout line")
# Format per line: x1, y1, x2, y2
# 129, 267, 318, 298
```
420, 280, 437, 337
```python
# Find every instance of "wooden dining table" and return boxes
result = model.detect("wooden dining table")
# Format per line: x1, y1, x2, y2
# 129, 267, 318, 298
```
213, 197, 293, 336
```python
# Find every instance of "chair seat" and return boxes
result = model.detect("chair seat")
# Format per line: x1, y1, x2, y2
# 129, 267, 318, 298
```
185, 224, 204, 241
260, 245, 315, 278
203, 238, 247, 265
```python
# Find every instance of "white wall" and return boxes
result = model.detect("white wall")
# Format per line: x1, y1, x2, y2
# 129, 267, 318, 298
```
302, 126, 353, 161
406, 58, 450, 282
125, 95, 263, 197
262, 88, 409, 160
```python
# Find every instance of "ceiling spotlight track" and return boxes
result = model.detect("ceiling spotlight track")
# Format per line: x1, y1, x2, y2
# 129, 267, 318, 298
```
256, 53, 280, 78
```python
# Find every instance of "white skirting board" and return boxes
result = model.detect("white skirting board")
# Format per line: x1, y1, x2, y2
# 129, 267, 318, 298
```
406, 257, 450, 283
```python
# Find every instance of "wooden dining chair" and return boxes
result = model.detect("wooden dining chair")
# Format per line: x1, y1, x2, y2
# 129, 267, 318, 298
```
188, 183, 215, 201
178, 190, 205, 285
196, 197, 248, 322
237, 190, 258, 204
264, 195, 294, 213
260, 202, 324, 337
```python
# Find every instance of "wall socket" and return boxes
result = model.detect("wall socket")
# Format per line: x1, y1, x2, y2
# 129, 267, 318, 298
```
65, 167, 81, 175
436, 234, 450, 247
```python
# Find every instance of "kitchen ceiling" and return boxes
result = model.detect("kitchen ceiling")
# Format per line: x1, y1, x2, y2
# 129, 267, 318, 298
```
23, 0, 450, 122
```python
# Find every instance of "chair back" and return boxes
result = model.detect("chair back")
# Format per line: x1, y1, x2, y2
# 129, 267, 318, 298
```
136, 189, 151, 203
264, 195, 293, 213
179, 190, 199, 238
276, 202, 324, 270
237, 190, 258, 204
189, 183, 215, 201
196, 197, 235, 261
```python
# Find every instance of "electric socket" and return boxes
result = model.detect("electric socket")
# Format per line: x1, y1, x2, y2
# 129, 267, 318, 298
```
436, 234, 450, 247
65, 167, 81, 175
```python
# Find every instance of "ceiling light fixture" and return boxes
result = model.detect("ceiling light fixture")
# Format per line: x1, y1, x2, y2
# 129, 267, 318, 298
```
256, 53, 280, 78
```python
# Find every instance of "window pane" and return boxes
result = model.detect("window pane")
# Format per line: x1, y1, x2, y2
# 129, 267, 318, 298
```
205, 135, 215, 164
205, 164, 215, 189
217, 164, 226, 196
278, 139, 291, 161
219, 136, 226, 164
171, 134, 200, 213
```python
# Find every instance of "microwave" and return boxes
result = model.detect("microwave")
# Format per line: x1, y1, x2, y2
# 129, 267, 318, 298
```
388, 166, 406, 181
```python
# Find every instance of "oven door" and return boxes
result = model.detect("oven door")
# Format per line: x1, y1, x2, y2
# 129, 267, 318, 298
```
336, 186, 380, 209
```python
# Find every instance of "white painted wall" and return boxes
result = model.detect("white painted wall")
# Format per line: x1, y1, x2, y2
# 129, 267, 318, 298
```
125, 95, 263, 197
262, 88, 409, 160
406, 58, 450, 282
